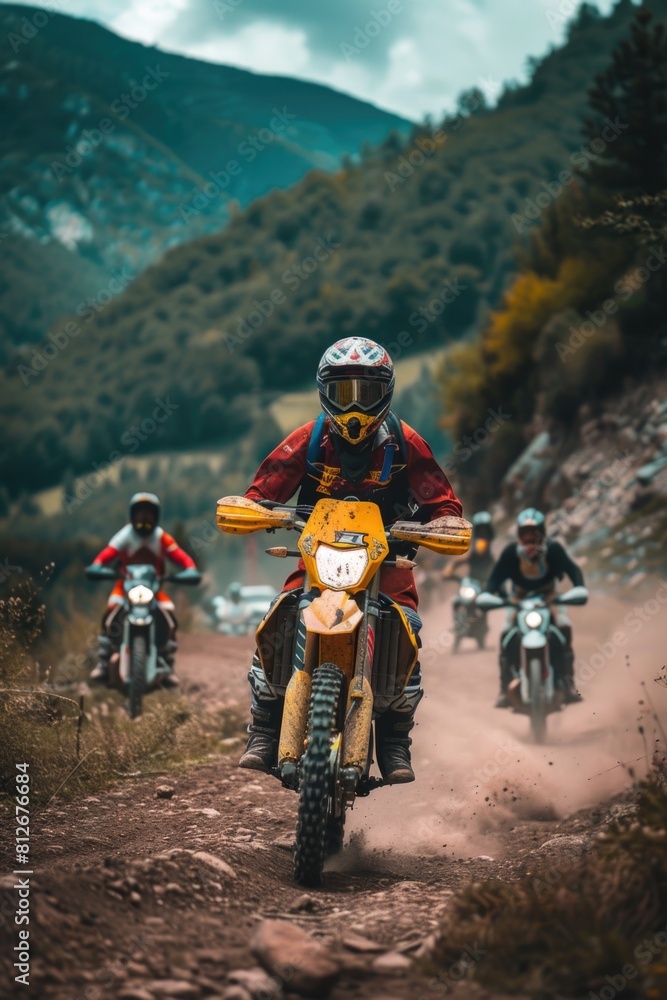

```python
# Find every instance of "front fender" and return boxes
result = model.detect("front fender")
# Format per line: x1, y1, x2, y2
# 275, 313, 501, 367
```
521, 629, 547, 650
128, 612, 153, 626
302, 589, 363, 634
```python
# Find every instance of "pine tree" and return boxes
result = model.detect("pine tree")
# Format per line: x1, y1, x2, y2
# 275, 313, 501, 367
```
582, 6, 667, 196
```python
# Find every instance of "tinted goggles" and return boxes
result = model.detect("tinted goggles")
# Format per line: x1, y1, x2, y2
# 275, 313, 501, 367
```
324, 378, 389, 412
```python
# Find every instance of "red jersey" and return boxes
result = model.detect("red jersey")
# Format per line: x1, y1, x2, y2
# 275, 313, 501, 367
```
246, 416, 461, 609
93, 524, 195, 575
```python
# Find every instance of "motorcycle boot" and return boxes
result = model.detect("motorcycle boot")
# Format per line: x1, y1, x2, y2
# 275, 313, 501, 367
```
495, 652, 513, 708
562, 643, 583, 703
375, 681, 423, 784
90, 633, 113, 684
158, 638, 180, 688
551, 622, 582, 703
238, 696, 283, 772
239, 655, 283, 772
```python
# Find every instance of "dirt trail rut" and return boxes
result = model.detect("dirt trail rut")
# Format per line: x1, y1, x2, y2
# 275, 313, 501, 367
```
1, 587, 664, 998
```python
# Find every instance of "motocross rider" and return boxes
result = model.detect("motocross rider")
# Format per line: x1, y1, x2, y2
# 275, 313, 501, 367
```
88, 492, 197, 686
443, 510, 495, 582
238, 337, 463, 783
485, 507, 584, 708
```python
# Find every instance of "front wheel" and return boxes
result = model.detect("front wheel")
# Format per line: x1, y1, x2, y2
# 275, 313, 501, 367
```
294, 663, 344, 886
128, 634, 147, 719
529, 657, 546, 744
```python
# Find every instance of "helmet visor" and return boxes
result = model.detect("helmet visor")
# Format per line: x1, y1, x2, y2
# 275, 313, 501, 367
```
324, 378, 389, 412
518, 525, 543, 541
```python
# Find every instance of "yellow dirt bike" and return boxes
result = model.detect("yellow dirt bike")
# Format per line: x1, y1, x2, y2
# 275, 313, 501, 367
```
216, 494, 471, 886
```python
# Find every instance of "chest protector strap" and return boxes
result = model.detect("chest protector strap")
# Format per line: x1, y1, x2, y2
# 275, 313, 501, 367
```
306, 412, 406, 483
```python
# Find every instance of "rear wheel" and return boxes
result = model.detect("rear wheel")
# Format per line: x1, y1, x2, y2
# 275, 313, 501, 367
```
529, 658, 546, 743
294, 663, 344, 886
128, 634, 147, 719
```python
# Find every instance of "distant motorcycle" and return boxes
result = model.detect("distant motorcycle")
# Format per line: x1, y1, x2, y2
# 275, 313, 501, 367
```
86, 563, 201, 717
476, 586, 588, 742
212, 585, 276, 636
451, 575, 487, 652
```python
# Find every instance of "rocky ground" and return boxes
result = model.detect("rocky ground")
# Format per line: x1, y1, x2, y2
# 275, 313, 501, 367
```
499, 375, 667, 590
1, 586, 665, 999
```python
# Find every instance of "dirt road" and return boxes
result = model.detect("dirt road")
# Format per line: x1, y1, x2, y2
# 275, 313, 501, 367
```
1, 586, 665, 998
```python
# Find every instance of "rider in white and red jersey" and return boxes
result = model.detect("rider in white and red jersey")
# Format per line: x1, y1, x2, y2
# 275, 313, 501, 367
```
89, 492, 196, 685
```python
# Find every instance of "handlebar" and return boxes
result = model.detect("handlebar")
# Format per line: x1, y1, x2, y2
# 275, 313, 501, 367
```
85, 564, 117, 581
257, 500, 424, 537
85, 564, 202, 586
163, 568, 202, 586
476, 585, 588, 610
230, 500, 470, 558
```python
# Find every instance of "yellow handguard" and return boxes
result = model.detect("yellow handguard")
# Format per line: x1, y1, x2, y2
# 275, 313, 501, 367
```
216, 495, 293, 535
390, 515, 472, 555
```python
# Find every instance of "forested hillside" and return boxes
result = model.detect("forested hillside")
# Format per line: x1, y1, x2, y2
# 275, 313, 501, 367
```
0, 0, 656, 498
0, 4, 409, 349
443, 2, 667, 505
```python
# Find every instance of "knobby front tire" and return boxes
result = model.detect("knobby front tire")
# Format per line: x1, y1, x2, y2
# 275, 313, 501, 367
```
294, 663, 344, 886
128, 634, 147, 719
529, 657, 547, 744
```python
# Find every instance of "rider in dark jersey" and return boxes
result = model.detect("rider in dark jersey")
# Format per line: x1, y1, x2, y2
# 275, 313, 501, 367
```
486, 508, 584, 708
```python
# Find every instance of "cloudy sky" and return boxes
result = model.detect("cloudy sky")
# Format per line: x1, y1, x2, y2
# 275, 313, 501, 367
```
23, 0, 617, 119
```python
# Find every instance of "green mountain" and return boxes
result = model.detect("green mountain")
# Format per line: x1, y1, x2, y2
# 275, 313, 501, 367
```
0, 3, 410, 349
1, 0, 652, 498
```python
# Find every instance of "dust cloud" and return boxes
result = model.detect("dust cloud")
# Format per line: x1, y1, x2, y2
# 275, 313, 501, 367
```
348, 589, 667, 859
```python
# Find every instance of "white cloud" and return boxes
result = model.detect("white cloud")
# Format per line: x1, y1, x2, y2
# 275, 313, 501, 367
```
8, 0, 619, 120
185, 21, 311, 78
110, 0, 189, 45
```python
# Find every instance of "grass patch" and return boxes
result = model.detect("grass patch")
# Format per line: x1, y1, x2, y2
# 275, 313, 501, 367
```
0, 586, 244, 809
427, 767, 667, 999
